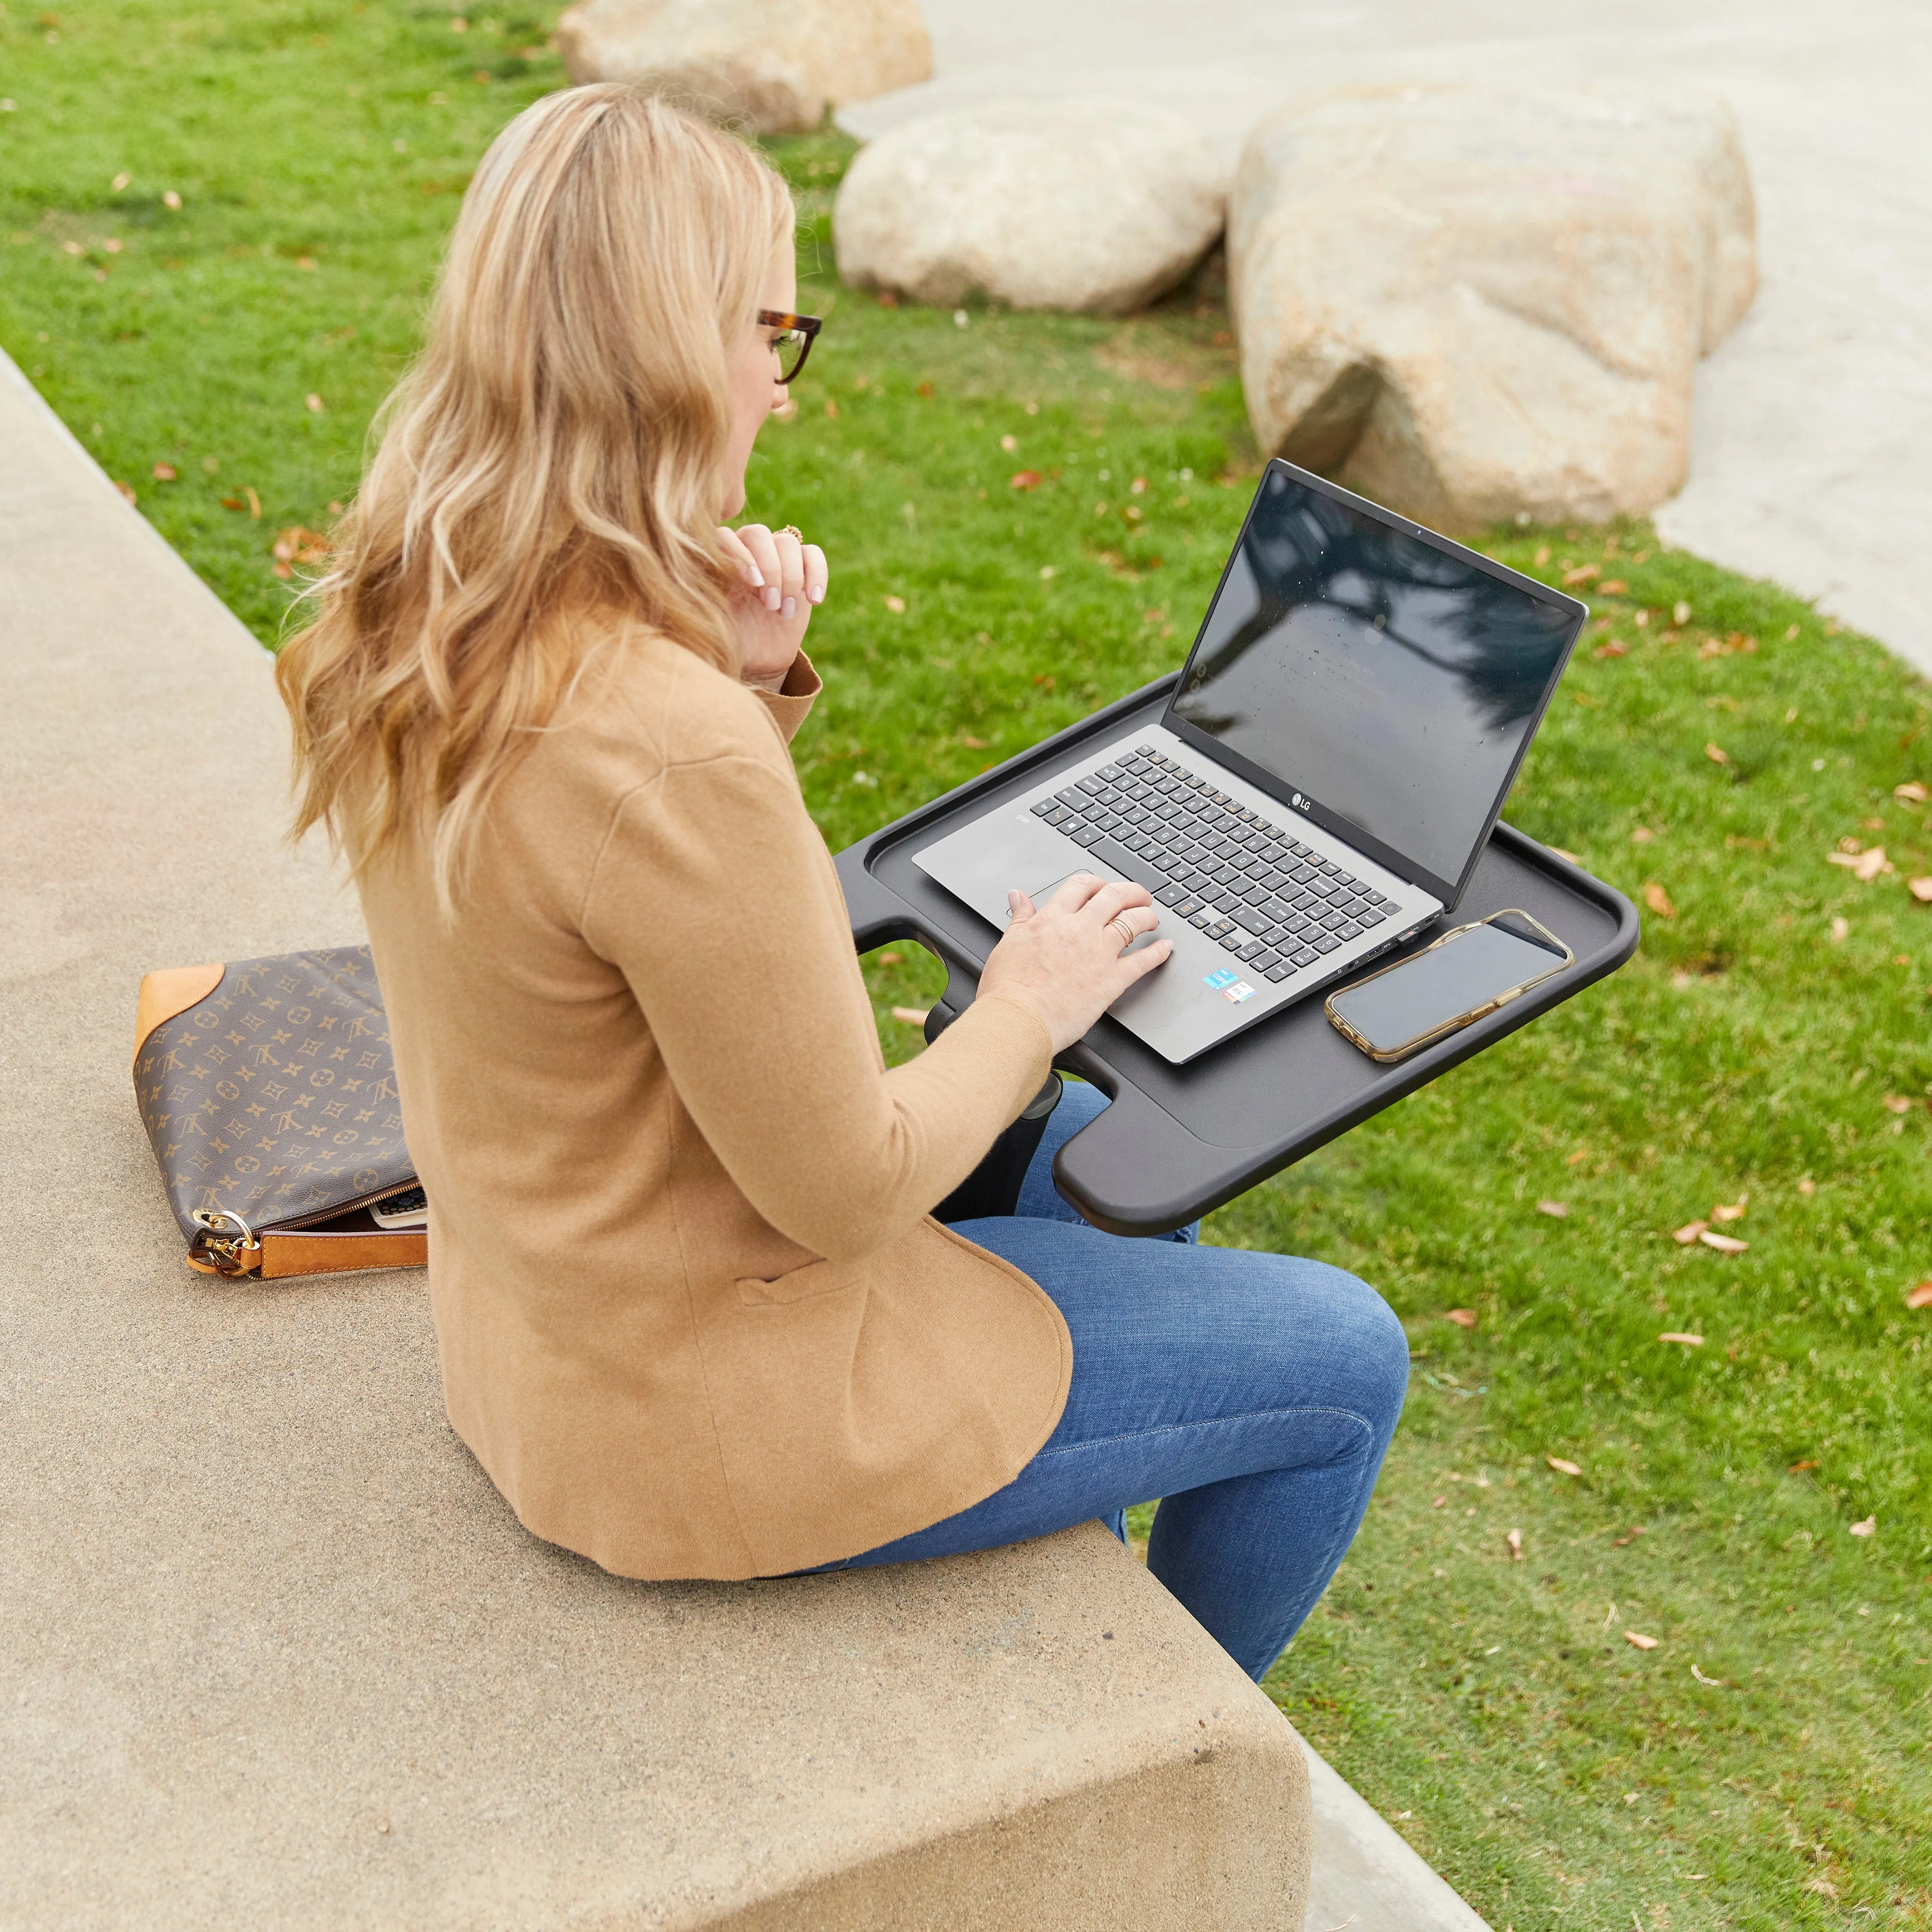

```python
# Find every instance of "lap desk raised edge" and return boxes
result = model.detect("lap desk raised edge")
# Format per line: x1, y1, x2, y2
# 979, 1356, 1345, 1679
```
837, 673, 1641, 1237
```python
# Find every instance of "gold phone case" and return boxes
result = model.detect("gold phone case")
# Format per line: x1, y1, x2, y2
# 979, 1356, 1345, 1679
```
1325, 908, 1575, 1064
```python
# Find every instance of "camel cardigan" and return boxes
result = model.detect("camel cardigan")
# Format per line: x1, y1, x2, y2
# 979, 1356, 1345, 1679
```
355, 632, 1071, 1580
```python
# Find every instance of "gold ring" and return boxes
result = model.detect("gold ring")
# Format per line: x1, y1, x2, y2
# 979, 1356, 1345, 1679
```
1108, 914, 1137, 950
780, 525, 804, 541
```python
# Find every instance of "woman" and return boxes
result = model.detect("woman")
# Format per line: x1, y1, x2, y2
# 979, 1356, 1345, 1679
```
277, 85, 1407, 1683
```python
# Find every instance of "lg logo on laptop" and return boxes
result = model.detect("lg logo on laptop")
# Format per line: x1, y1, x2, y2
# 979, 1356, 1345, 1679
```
1292, 792, 1307, 809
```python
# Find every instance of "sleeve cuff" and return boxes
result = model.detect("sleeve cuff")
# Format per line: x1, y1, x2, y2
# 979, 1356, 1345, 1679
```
752, 650, 823, 745
944, 990, 1056, 1127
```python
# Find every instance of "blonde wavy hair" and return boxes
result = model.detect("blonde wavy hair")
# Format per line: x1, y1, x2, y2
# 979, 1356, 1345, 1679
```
277, 85, 794, 902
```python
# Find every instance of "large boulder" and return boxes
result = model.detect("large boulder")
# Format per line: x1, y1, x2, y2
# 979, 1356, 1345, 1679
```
554, 0, 932, 138
1228, 84, 1758, 531
836, 98, 1227, 316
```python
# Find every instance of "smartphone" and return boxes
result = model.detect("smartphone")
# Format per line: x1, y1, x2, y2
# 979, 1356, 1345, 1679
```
369, 1184, 428, 1229
1326, 909, 1573, 1063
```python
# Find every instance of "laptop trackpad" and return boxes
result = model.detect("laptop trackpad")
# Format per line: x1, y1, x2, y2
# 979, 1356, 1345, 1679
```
913, 815, 1089, 925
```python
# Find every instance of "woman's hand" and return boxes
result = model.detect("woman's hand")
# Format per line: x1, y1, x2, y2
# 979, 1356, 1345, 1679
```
977, 873, 1173, 1054
719, 522, 828, 691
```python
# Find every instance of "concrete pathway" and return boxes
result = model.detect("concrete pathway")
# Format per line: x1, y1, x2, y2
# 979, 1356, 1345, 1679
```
843, 0, 1932, 676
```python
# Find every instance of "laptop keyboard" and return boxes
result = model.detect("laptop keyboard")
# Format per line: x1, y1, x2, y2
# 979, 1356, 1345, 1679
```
1028, 743, 1400, 983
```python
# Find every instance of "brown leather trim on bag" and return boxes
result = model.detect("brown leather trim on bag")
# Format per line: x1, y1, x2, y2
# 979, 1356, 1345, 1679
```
133, 961, 226, 1065
258, 1227, 427, 1279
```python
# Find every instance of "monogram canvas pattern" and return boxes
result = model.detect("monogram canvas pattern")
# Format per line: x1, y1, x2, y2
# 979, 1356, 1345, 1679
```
135, 946, 416, 1244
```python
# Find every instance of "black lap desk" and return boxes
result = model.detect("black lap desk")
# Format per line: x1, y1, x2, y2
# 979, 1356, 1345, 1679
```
836, 674, 1640, 1237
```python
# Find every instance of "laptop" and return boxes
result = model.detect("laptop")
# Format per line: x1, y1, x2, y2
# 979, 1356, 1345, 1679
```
912, 459, 1588, 1064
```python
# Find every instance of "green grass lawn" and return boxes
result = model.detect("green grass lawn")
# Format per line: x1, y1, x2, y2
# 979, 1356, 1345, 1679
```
6, 8, 1930, 1927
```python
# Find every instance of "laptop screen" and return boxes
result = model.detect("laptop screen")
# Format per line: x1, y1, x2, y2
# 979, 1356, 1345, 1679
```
1167, 465, 1582, 899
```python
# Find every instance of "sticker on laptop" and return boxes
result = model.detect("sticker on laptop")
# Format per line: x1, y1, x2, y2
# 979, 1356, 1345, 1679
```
1222, 980, 1258, 1004
1202, 968, 1239, 990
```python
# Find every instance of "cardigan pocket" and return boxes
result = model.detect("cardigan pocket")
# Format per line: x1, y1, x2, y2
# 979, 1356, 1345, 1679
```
735, 1257, 862, 1309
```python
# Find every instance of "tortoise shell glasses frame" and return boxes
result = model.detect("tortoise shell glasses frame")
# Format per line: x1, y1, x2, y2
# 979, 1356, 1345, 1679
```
759, 309, 822, 385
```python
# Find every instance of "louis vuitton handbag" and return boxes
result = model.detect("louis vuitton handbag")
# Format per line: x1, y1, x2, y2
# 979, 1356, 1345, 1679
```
133, 944, 427, 1279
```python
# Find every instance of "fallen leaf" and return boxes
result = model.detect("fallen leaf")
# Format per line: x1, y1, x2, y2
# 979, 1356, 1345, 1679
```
875, 951, 903, 967
999, 433, 1018, 452
1625, 1630, 1659, 1650
1805, 1878, 1840, 1901
1643, 881, 1677, 918
1831, 916, 1850, 942
296, 255, 316, 270
1038, 565, 1056, 580
1789, 1459, 1819, 1472
1506, 1528, 1523, 1560
1883, 1093, 1915, 1113
245, 485, 260, 519
1797, 1176, 1817, 1195
271, 526, 329, 567
1673, 600, 1692, 625
1672, 1220, 1709, 1245
1547, 1456, 1582, 1476
162, 188, 182, 210
1907, 1282, 1932, 1309
304, 392, 324, 413
1849, 1516, 1876, 1537
151, 460, 177, 481
111, 169, 131, 191
1130, 476, 1148, 495
220, 495, 244, 511
1009, 470, 1041, 490
1592, 639, 1627, 659
113, 479, 137, 504
882, 594, 906, 614
822, 398, 839, 419
1711, 1198, 1747, 1223
1432, 1495, 1447, 1509
1562, 563, 1599, 586
1537, 1199, 1568, 1219
889, 1006, 929, 1026
958, 734, 987, 750
1856, 845, 1889, 881
1909, 878, 1932, 904
1597, 578, 1628, 596
1566, 1147, 1590, 1166
1658, 1331, 1706, 1346
1691, 1664, 1724, 1686
1630, 825, 1655, 844
1698, 1229, 1747, 1254
1442, 1308, 1478, 1328
1896, 780, 1930, 803
1705, 741, 1730, 767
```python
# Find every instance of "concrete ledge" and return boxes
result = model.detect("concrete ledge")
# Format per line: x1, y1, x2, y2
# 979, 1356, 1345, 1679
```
0, 349, 1314, 1928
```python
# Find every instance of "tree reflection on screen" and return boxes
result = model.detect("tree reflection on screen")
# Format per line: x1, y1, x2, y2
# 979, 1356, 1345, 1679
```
1171, 469, 1576, 889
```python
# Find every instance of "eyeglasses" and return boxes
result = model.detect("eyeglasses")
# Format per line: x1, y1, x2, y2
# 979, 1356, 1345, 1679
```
758, 309, 822, 385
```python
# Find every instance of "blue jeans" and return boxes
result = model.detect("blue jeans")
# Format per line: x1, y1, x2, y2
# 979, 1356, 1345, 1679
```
836, 1080, 1409, 1682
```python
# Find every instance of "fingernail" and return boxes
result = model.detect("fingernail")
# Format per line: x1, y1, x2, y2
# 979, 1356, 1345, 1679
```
747, 568, 765, 587
781, 596, 796, 619
809, 584, 825, 604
